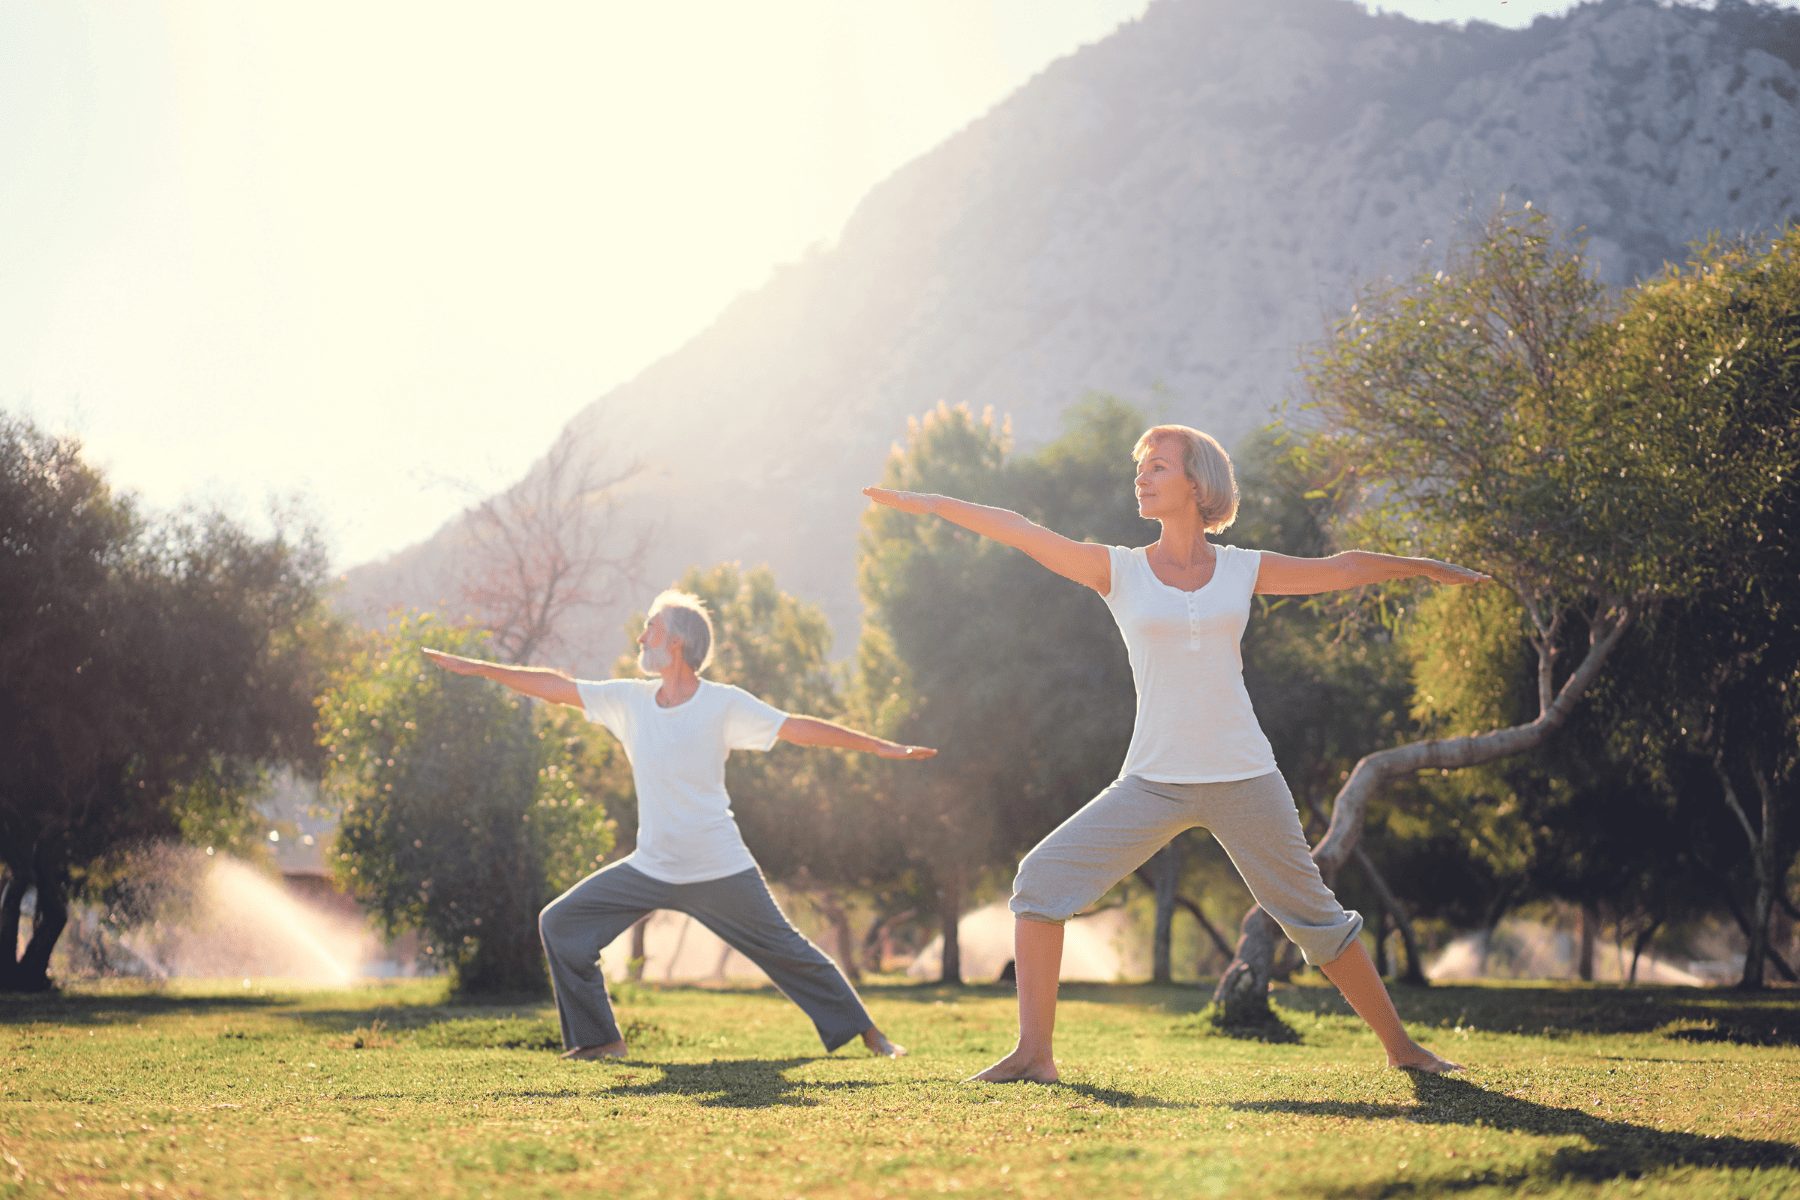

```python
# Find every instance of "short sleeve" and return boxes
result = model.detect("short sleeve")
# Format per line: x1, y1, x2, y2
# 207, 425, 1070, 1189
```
720, 685, 790, 752
1223, 545, 1263, 600
1101, 545, 1135, 604
576, 679, 634, 734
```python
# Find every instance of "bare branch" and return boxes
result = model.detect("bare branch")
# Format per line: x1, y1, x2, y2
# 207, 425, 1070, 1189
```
458, 429, 651, 664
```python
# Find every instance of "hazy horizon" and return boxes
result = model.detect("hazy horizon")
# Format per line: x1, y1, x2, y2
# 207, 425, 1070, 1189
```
1, 0, 1738, 570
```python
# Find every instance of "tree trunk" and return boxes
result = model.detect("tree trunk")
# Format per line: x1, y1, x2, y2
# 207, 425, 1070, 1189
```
1150, 837, 1181, 984
1354, 846, 1428, 985
1303, 794, 1428, 987
1372, 904, 1390, 978
1577, 901, 1599, 982
1173, 895, 1233, 964
1718, 880, 1799, 983
628, 915, 649, 981
808, 889, 861, 983
862, 909, 915, 974
1717, 759, 1782, 990
1628, 921, 1659, 984
937, 864, 966, 985
1211, 602, 1634, 1025
16, 864, 67, 993
0, 867, 27, 992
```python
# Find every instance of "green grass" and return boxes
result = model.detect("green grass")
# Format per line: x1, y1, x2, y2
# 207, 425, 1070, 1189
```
2, 974, 1797, 1198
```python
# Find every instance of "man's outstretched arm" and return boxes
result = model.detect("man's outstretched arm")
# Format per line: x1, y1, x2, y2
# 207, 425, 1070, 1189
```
776, 716, 936, 760
422, 648, 583, 709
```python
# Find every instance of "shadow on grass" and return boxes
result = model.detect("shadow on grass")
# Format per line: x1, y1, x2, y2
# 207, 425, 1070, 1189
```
0, 991, 292, 1025
570, 1056, 885, 1109
1272, 982, 1800, 1048
1058, 1080, 1198, 1109
1233, 1072, 1797, 1187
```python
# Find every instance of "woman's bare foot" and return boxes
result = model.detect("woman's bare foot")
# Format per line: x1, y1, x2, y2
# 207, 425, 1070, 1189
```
966, 1048, 1058, 1084
1389, 1042, 1461, 1073
561, 1041, 627, 1061
862, 1027, 908, 1057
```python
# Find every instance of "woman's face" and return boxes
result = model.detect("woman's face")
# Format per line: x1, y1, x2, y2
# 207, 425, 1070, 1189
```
1134, 436, 1196, 522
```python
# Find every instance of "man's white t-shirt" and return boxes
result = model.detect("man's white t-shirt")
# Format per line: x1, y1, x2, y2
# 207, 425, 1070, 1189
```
576, 678, 789, 885
1101, 543, 1278, 783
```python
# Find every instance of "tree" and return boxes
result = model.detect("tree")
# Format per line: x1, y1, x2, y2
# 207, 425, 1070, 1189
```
1593, 230, 1800, 988
317, 614, 618, 995
854, 404, 1043, 983
854, 397, 1152, 983
457, 427, 650, 666
0, 414, 333, 991
1212, 209, 1800, 1022
326, 425, 647, 995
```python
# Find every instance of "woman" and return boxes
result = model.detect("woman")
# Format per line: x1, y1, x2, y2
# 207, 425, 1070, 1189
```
425, 589, 933, 1061
864, 424, 1483, 1082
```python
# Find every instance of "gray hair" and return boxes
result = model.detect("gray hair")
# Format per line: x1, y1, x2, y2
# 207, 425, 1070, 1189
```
648, 589, 715, 672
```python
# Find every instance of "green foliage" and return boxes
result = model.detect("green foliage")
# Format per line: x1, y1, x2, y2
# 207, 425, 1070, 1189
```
318, 613, 618, 995
853, 398, 1155, 976
1303, 207, 1794, 616
0, 411, 336, 991
1406, 585, 1536, 736
1283, 210, 1800, 973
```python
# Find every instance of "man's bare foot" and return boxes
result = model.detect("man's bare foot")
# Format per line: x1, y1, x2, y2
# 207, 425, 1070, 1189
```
861, 1028, 908, 1057
966, 1050, 1058, 1084
561, 1041, 627, 1061
1389, 1042, 1461, 1073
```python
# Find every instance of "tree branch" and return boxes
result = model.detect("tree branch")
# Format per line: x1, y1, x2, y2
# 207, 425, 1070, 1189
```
1312, 599, 1638, 874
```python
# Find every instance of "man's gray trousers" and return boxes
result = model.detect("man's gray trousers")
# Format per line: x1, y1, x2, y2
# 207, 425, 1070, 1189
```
538, 859, 871, 1052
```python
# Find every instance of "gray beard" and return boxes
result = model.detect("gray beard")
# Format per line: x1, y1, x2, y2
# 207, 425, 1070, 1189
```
637, 642, 674, 674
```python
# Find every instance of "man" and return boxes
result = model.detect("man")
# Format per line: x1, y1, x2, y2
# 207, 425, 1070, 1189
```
424, 589, 932, 1060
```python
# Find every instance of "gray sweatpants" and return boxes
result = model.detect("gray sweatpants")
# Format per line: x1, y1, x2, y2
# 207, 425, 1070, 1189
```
1010, 771, 1364, 966
537, 860, 873, 1052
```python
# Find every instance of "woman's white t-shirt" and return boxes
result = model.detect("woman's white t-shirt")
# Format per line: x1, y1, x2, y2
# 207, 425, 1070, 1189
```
576, 678, 788, 885
1101, 543, 1277, 783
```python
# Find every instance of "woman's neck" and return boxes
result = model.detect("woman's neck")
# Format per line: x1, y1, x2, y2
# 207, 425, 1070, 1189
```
1151, 511, 1211, 568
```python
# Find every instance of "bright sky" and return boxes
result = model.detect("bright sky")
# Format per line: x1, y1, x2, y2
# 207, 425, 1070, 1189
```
2, 0, 1607, 568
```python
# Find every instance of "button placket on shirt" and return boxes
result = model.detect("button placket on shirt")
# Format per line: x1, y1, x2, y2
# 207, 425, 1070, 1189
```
1187, 592, 1200, 646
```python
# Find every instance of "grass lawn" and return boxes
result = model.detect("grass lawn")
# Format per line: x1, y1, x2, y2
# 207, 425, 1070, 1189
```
2, 973, 1797, 1198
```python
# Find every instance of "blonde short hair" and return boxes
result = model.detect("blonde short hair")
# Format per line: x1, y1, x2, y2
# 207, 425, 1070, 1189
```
648, 589, 715, 672
1131, 425, 1238, 533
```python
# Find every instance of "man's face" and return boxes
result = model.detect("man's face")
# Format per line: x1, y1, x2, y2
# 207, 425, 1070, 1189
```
636, 611, 678, 673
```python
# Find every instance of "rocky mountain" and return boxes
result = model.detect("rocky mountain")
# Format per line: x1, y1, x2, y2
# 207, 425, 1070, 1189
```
338, 0, 1800, 674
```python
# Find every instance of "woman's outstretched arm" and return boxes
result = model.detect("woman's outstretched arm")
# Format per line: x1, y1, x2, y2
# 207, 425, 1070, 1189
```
862, 486, 1111, 593
1254, 550, 1490, 596
421, 648, 583, 708
776, 715, 937, 759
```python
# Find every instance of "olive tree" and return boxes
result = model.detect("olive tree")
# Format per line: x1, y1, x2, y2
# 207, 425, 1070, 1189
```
318, 614, 618, 995
0, 413, 332, 991
1213, 211, 1800, 1021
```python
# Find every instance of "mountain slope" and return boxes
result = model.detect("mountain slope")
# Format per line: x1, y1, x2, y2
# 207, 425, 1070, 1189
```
340, 0, 1799, 673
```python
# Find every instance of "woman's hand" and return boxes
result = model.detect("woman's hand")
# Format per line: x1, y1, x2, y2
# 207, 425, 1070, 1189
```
861, 486, 1111, 593
862, 486, 938, 515
874, 743, 938, 760
422, 648, 488, 675
1417, 560, 1492, 586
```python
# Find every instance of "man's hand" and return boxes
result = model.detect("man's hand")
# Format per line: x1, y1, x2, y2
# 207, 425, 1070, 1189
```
423, 648, 487, 676
862, 486, 937, 515
874, 743, 937, 760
